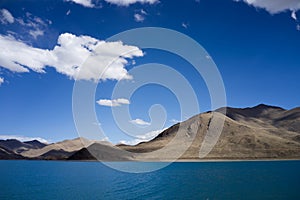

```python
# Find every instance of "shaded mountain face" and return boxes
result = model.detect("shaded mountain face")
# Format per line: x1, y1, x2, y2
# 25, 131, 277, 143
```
24, 140, 47, 149
0, 139, 47, 154
0, 146, 25, 159
68, 143, 134, 161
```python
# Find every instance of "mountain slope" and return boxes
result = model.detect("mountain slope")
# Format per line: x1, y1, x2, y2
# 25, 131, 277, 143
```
120, 105, 300, 160
68, 142, 134, 161
0, 139, 47, 154
20, 138, 91, 158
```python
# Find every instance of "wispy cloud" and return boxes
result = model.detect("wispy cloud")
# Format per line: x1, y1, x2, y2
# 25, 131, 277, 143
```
0, 135, 49, 143
0, 77, 4, 86
66, 9, 71, 15
134, 13, 145, 22
182, 22, 189, 29
105, 0, 158, 6
0, 33, 143, 81
119, 129, 164, 145
134, 9, 148, 22
96, 98, 130, 107
0, 9, 14, 24
169, 119, 180, 124
130, 118, 150, 126
0, 10, 51, 40
65, 0, 95, 8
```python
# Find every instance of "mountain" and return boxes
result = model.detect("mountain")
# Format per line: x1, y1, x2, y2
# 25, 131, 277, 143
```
24, 140, 47, 149
119, 104, 300, 160
68, 142, 134, 161
0, 104, 299, 161
0, 139, 47, 154
0, 146, 25, 159
20, 137, 91, 158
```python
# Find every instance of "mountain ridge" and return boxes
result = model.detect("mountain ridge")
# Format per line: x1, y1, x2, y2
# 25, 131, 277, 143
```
1, 104, 300, 161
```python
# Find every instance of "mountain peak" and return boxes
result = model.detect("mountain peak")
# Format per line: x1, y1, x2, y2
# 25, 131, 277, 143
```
251, 104, 284, 110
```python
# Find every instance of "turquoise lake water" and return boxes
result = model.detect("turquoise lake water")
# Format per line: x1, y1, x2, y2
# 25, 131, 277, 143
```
0, 160, 300, 199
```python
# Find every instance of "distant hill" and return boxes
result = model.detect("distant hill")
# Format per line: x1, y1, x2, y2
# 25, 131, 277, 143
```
1, 104, 299, 161
0, 139, 47, 154
0, 146, 25, 159
24, 140, 47, 149
68, 142, 134, 161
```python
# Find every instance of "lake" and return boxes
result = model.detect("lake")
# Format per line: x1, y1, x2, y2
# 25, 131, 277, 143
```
0, 160, 300, 199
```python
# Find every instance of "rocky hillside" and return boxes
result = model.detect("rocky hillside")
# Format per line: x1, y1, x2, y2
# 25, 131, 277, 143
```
1, 104, 299, 161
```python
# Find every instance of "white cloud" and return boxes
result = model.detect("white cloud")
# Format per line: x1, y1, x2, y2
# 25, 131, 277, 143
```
182, 22, 188, 29
134, 13, 145, 22
66, 9, 71, 15
0, 9, 14, 24
134, 9, 148, 22
119, 129, 163, 145
96, 98, 130, 107
15, 12, 49, 39
169, 119, 180, 124
0, 135, 49, 143
0, 77, 4, 85
141, 9, 147, 15
236, 0, 300, 14
0, 33, 143, 81
297, 24, 300, 30
65, 0, 95, 7
29, 29, 44, 39
104, 0, 158, 6
130, 118, 150, 126
291, 10, 298, 20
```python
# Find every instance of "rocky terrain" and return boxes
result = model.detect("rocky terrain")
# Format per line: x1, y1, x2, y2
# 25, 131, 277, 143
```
1, 104, 299, 161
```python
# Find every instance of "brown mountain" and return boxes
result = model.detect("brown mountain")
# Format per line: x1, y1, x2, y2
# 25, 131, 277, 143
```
1, 104, 299, 161
119, 104, 300, 160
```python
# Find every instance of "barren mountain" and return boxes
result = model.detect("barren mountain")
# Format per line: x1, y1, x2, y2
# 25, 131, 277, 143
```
0, 139, 47, 154
120, 104, 300, 160
20, 138, 91, 158
1, 104, 299, 161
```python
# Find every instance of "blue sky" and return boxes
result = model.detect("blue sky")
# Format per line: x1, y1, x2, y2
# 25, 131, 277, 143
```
0, 0, 299, 144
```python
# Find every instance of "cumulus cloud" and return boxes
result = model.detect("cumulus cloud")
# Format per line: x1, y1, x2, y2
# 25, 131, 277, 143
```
130, 118, 150, 126
119, 129, 163, 145
96, 98, 130, 107
105, 0, 158, 6
65, 0, 95, 7
0, 33, 143, 81
0, 9, 14, 24
0, 135, 49, 143
236, 0, 300, 14
0, 77, 4, 85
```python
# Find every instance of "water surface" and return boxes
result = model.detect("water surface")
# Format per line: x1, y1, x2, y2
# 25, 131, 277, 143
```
1, 160, 299, 199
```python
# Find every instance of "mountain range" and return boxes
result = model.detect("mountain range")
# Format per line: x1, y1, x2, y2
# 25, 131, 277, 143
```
1, 104, 300, 161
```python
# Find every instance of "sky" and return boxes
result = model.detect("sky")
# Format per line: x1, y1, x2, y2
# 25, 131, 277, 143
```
0, 0, 299, 144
